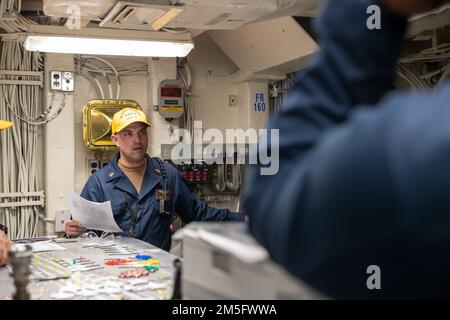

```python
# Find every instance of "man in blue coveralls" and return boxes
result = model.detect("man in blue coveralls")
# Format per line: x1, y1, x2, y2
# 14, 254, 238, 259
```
243, 0, 450, 298
66, 108, 243, 251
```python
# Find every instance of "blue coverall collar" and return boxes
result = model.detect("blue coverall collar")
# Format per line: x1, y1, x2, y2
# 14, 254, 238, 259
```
106, 153, 163, 200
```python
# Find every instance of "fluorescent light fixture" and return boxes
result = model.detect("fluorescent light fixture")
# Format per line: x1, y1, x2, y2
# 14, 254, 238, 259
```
24, 25, 194, 57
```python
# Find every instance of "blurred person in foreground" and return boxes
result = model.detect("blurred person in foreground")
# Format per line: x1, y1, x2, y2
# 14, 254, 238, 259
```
243, 0, 450, 299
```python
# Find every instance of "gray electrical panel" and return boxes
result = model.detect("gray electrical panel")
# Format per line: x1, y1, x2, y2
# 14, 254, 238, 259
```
158, 79, 184, 119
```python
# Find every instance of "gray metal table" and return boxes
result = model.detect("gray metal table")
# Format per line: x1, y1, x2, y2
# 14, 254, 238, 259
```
0, 237, 178, 300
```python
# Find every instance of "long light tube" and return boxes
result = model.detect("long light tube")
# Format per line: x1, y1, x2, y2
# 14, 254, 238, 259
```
24, 25, 194, 57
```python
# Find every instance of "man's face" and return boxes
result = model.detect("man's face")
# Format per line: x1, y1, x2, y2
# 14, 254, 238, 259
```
112, 122, 149, 163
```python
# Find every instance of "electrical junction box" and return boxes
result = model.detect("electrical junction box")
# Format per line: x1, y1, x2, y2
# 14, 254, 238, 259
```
50, 71, 62, 91
50, 71, 74, 92
88, 159, 100, 176
55, 210, 71, 233
61, 71, 74, 92
158, 79, 184, 119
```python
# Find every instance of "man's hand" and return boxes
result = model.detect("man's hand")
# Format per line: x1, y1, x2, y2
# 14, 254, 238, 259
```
383, 0, 449, 17
0, 230, 11, 266
64, 220, 86, 238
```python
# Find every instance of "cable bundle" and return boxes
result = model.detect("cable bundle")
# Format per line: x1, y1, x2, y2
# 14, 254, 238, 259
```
177, 61, 193, 141
271, 73, 296, 114
0, 39, 45, 239
397, 43, 450, 89
76, 56, 148, 100
0, 0, 37, 33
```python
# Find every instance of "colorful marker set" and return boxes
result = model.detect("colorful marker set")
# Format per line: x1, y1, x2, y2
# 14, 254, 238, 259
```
104, 254, 161, 278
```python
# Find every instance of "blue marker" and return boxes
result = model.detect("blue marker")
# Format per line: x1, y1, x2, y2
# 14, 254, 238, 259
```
136, 254, 152, 260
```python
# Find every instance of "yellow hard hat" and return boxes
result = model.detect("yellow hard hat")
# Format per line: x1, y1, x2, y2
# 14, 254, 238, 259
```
0, 120, 13, 131
111, 108, 151, 134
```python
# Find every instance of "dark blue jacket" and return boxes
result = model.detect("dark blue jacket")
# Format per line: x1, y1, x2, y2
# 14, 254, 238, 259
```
243, 0, 450, 299
82, 153, 243, 251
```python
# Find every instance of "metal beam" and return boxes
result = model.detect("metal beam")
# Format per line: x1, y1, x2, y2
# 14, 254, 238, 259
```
408, 4, 450, 37
0, 201, 45, 208
0, 191, 45, 208
0, 70, 43, 87
0, 191, 45, 198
